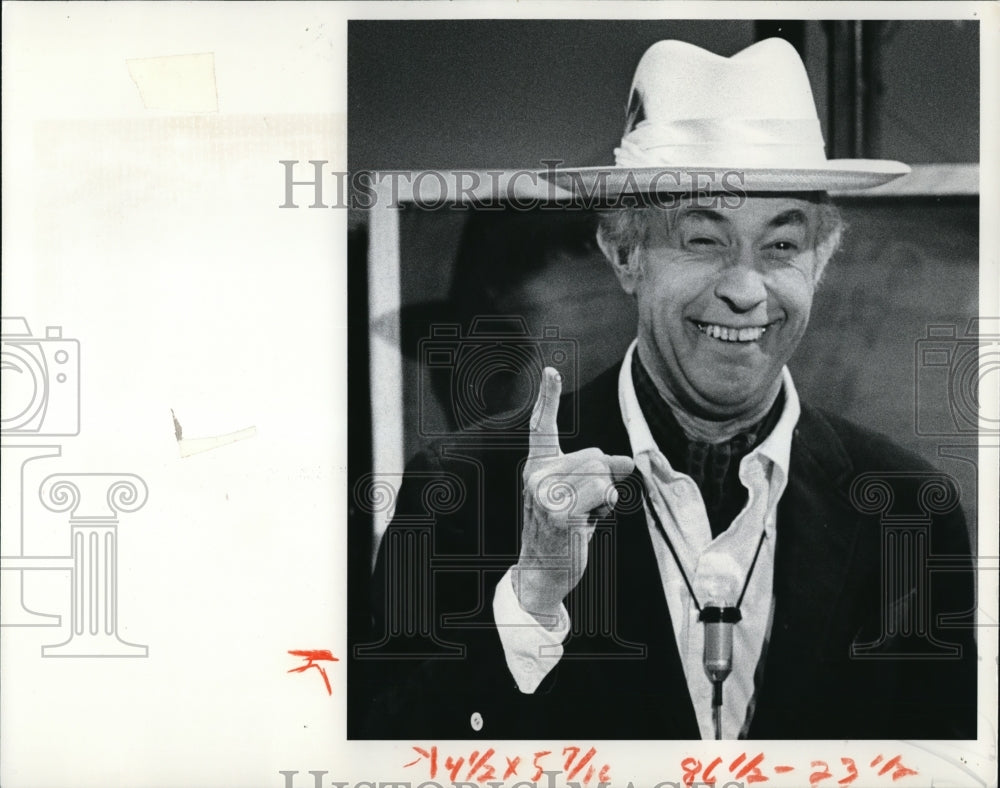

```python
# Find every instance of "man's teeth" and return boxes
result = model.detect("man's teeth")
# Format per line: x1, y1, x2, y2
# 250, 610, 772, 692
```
696, 323, 768, 342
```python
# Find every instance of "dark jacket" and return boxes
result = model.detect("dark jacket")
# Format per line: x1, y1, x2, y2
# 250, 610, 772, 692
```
356, 362, 977, 739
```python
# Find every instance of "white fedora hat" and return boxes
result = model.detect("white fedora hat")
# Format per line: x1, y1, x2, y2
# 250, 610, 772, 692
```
546, 38, 909, 195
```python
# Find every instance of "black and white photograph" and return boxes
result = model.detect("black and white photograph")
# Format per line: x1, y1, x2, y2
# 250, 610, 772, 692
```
347, 16, 989, 747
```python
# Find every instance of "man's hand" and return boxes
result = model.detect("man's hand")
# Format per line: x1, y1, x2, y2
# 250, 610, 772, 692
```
513, 367, 635, 626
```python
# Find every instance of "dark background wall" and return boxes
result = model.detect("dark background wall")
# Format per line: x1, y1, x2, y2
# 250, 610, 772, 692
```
348, 19, 979, 171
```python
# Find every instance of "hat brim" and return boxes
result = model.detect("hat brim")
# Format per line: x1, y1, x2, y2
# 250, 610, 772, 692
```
542, 159, 911, 196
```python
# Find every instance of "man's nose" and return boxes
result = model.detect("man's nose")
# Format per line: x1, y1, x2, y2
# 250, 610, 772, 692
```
713, 251, 768, 313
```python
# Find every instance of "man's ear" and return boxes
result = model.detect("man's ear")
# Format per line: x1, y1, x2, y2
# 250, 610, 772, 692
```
596, 226, 642, 296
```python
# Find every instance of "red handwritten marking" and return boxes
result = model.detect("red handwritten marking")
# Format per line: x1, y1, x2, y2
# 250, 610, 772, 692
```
702, 756, 724, 784
444, 755, 465, 781
402, 744, 921, 788
677, 752, 925, 788
682, 756, 702, 786
466, 748, 496, 781
404, 747, 607, 785
287, 649, 338, 695
837, 757, 859, 785
685, 754, 770, 787
532, 751, 552, 781
809, 760, 833, 786
735, 752, 768, 783
568, 746, 598, 781
404, 746, 438, 778
878, 755, 919, 782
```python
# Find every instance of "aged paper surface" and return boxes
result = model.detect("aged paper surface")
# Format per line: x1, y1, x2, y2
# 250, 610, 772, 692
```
1, 2, 996, 787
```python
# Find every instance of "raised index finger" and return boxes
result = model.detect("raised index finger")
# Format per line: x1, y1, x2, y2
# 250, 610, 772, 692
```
528, 366, 562, 458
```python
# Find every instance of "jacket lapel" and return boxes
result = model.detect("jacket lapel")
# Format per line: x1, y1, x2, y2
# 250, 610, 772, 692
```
611, 470, 702, 735
749, 404, 866, 734
561, 363, 700, 737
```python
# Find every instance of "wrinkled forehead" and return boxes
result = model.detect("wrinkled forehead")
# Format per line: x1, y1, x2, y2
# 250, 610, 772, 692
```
644, 191, 827, 238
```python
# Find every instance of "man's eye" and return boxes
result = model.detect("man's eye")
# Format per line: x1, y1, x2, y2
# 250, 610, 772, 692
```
687, 236, 722, 247
768, 240, 800, 252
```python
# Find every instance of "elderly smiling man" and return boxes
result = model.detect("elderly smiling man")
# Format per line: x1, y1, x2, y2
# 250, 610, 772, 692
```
362, 38, 976, 740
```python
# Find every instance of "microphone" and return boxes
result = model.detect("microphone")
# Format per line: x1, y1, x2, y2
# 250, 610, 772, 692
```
639, 480, 768, 739
701, 604, 741, 681
700, 603, 742, 739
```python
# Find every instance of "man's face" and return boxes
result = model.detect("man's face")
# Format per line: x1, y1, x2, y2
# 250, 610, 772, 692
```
628, 194, 826, 419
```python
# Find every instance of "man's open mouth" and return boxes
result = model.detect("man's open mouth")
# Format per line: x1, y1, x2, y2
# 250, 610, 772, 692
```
693, 321, 772, 343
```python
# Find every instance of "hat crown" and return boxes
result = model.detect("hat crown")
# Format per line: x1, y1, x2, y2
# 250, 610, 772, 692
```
628, 38, 820, 126
617, 38, 829, 169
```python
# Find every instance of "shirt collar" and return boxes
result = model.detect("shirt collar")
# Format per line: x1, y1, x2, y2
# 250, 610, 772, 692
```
617, 339, 800, 481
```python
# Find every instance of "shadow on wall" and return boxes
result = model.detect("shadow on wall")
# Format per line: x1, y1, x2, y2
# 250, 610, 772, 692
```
383, 207, 637, 453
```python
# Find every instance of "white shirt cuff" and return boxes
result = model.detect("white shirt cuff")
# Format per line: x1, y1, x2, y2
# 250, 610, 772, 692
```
493, 567, 570, 693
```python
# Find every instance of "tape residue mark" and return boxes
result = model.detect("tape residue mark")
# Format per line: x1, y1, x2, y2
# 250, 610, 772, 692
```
171, 409, 255, 457
126, 53, 218, 113
171, 409, 184, 441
